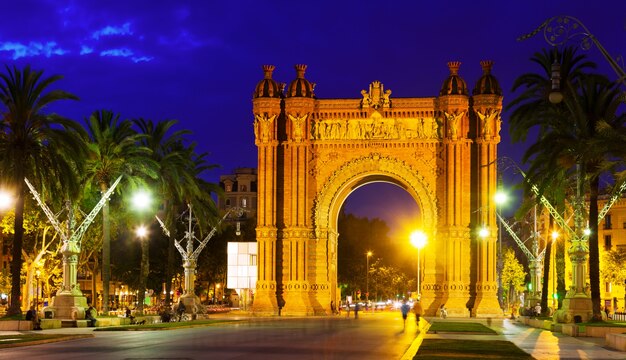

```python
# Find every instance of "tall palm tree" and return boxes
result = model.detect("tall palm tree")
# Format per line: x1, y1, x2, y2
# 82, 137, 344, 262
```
82, 110, 156, 313
0, 65, 85, 316
565, 75, 626, 320
134, 118, 220, 306
133, 118, 191, 313
509, 47, 626, 320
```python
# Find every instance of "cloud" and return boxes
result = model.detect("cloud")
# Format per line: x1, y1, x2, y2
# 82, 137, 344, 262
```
132, 56, 153, 63
158, 30, 219, 49
92, 22, 133, 40
100, 48, 134, 57
99, 49, 152, 63
80, 45, 93, 55
0, 41, 68, 59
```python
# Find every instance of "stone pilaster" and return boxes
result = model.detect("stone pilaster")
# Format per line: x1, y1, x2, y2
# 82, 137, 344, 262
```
470, 61, 503, 317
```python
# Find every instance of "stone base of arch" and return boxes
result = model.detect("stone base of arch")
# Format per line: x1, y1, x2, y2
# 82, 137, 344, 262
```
473, 284, 502, 317
252, 282, 279, 315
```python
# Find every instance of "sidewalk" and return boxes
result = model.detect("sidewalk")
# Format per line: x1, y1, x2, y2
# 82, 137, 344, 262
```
420, 317, 626, 360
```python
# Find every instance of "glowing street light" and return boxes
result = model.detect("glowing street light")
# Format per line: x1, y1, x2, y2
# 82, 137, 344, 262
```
552, 231, 559, 310
132, 191, 152, 211
410, 231, 427, 298
136, 225, 148, 238
0, 191, 13, 210
494, 189, 508, 308
366, 251, 373, 301
132, 190, 152, 315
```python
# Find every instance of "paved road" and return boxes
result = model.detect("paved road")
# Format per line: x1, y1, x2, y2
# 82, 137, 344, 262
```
0, 312, 420, 360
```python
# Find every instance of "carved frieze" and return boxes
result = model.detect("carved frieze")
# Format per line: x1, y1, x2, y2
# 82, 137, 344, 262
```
310, 115, 441, 141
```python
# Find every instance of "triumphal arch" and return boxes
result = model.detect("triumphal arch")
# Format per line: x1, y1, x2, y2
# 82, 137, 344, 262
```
251, 61, 503, 317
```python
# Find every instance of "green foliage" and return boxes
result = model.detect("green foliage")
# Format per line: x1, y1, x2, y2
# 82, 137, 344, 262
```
416, 339, 533, 359
368, 258, 410, 301
601, 248, 626, 285
428, 321, 496, 334
337, 211, 411, 299
501, 247, 527, 306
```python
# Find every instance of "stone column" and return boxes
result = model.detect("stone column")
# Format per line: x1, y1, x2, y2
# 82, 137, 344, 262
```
251, 66, 282, 314
472, 105, 502, 316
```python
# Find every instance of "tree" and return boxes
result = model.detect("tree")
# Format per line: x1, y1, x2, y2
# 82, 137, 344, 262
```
508, 47, 626, 320
501, 247, 527, 315
82, 110, 156, 313
601, 249, 626, 296
134, 118, 219, 305
0, 65, 85, 316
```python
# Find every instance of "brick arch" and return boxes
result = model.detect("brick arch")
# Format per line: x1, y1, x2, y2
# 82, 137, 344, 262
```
314, 154, 437, 236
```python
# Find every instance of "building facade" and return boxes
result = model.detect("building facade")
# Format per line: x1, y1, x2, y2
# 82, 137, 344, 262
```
251, 62, 503, 316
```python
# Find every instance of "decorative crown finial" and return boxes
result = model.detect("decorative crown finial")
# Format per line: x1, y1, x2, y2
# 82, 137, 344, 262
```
480, 60, 493, 74
262, 65, 275, 79
295, 64, 307, 78
447, 61, 462, 75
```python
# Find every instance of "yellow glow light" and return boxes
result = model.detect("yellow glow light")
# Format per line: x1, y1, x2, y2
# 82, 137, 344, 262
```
410, 230, 427, 249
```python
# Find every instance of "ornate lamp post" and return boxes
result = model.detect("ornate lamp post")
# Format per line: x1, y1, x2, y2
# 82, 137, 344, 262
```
517, 15, 626, 322
132, 190, 152, 315
410, 231, 427, 299
366, 251, 372, 302
494, 189, 507, 309
551, 231, 559, 311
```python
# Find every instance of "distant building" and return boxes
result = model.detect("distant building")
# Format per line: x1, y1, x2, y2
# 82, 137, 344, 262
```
218, 167, 258, 220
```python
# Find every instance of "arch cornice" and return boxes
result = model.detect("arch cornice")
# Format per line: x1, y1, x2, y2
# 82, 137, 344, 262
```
313, 153, 438, 235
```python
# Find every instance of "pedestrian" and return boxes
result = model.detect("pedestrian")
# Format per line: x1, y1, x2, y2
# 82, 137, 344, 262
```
25, 306, 42, 330
85, 304, 97, 327
177, 299, 186, 321
534, 302, 541, 317
354, 302, 360, 319
346, 301, 351, 318
413, 300, 423, 329
400, 300, 411, 328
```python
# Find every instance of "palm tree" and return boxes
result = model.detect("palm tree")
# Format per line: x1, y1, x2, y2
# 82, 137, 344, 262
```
134, 118, 220, 306
0, 65, 85, 316
82, 110, 156, 313
133, 118, 191, 312
509, 47, 626, 320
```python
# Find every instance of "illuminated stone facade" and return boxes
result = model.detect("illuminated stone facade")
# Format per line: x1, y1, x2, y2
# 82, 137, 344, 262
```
251, 62, 503, 317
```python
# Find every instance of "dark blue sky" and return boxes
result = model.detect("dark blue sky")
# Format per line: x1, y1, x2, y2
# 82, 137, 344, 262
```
2, 1, 625, 233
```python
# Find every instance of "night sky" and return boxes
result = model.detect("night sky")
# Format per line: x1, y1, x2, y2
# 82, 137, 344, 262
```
2, 1, 625, 235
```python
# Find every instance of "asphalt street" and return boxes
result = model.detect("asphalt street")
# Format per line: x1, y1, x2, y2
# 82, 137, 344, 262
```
0, 312, 420, 360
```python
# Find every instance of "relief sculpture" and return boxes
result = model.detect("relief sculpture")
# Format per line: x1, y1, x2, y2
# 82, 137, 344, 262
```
311, 117, 438, 141
476, 109, 500, 139
288, 113, 308, 141
444, 111, 465, 139
360, 81, 392, 109
254, 114, 277, 143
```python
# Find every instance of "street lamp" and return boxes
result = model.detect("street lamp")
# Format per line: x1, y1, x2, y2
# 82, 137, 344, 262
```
410, 231, 427, 299
136, 225, 148, 239
0, 191, 13, 210
519, 15, 626, 96
366, 251, 372, 302
494, 189, 508, 308
551, 231, 559, 311
132, 190, 152, 314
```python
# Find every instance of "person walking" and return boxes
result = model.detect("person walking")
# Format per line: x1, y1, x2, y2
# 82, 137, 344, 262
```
413, 300, 423, 330
439, 304, 447, 319
400, 300, 411, 328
